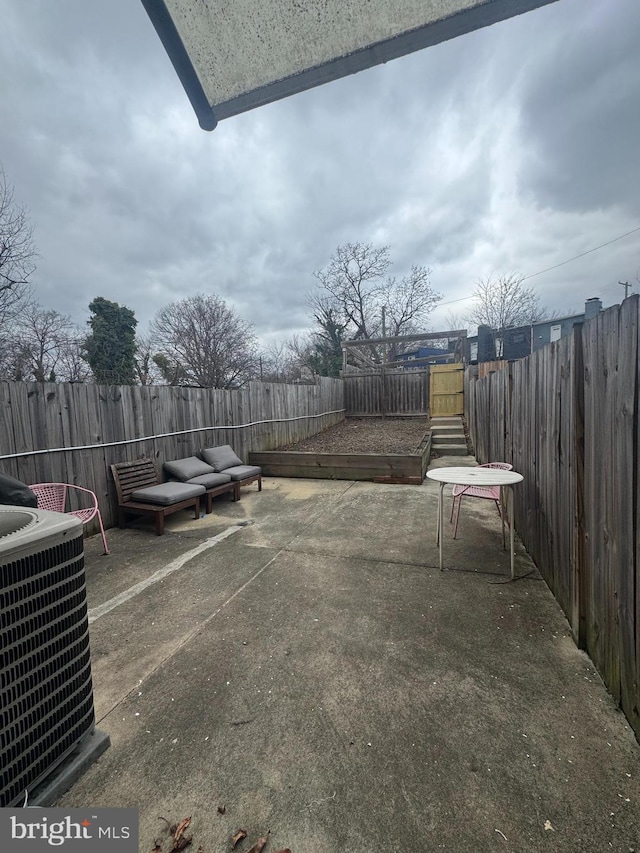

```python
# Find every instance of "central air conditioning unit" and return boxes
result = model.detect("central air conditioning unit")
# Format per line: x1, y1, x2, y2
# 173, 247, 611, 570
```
0, 506, 98, 807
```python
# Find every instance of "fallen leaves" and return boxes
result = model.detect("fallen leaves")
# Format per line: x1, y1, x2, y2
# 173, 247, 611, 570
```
174, 817, 192, 845
231, 829, 247, 849
155, 816, 192, 852
153, 810, 292, 852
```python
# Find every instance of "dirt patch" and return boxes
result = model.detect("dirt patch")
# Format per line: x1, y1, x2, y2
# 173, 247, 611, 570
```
280, 417, 430, 454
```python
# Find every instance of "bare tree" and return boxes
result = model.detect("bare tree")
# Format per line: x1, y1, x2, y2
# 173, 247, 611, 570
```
381, 266, 441, 338
0, 334, 29, 380
151, 293, 258, 388
283, 333, 325, 381
259, 340, 298, 382
467, 274, 548, 357
134, 335, 164, 385
55, 339, 93, 383
17, 305, 81, 381
314, 243, 390, 342
0, 168, 36, 329
443, 310, 468, 333
306, 293, 349, 375
468, 274, 547, 331
0, 303, 87, 382
312, 243, 442, 370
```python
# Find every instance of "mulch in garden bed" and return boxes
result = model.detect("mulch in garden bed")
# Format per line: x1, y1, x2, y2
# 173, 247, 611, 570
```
279, 417, 430, 455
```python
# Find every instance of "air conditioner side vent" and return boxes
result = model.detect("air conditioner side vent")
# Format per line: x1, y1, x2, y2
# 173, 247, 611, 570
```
0, 508, 96, 807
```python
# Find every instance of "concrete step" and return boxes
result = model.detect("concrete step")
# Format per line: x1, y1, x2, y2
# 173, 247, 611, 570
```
433, 442, 467, 451
430, 422, 465, 432
431, 417, 463, 425
431, 428, 465, 438
433, 443, 469, 455
432, 433, 466, 444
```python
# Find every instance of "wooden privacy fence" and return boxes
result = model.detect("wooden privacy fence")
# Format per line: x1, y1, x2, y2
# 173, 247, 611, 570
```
343, 367, 430, 416
0, 378, 344, 532
465, 297, 640, 740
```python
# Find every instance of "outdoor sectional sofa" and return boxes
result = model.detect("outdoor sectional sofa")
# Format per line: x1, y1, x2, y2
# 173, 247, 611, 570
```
110, 447, 261, 537
164, 445, 262, 498
198, 445, 262, 492
163, 455, 240, 510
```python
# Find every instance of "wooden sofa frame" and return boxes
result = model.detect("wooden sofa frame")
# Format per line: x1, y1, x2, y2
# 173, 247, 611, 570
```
110, 458, 236, 536
110, 458, 200, 535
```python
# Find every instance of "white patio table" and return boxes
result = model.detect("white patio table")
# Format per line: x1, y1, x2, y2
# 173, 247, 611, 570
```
426, 466, 524, 578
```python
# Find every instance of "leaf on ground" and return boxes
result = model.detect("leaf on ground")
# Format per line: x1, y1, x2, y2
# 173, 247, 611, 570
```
273, 849, 292, 852
231, 829, 247, 849
217, 805, 226, 815
174, 817, 192, 843
544, 820, 555, 832
173, 837, 192, 852
246, 835, 269, 853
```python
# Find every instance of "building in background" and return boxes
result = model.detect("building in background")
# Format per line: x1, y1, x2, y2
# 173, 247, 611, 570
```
395, 344, 456, 368
526, 298, 603, 355
469, 298, 604, 363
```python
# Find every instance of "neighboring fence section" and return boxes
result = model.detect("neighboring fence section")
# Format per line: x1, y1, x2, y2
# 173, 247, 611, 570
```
0, 378, 344, 531
343, 367, 430, 416
465, 297, 640, 740
477, 360, 510, 380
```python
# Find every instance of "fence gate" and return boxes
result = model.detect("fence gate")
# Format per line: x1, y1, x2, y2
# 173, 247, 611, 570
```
429, 364, 464, 415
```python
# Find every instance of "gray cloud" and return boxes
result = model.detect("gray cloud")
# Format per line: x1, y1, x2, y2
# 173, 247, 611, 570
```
516, 0, 640, 217
0, 0, 638, 347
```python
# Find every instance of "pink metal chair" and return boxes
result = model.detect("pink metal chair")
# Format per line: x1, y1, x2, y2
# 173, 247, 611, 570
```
449, 463, 513, 545
29, 482, 110, 555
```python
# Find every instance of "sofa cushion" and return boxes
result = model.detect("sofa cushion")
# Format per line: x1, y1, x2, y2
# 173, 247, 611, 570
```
130, 482, 205, 506
224, 465, 262, 481
187, 472, 232, 488
164, 456, 216, 482
200, 445, 243, 473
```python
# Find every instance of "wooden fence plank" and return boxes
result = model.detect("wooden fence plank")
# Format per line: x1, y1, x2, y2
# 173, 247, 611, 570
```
615, 298, 638, 729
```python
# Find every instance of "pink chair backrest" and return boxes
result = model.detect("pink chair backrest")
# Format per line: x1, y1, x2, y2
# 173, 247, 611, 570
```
480, 462, 513, 471
30, 483, 68, 512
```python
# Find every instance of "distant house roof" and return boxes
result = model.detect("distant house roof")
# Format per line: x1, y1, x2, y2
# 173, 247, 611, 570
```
140, 0, 559, 129
397, 346, 451, 358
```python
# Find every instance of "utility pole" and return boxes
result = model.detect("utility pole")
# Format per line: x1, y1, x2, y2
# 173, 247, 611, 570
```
381, 305, 387, 363
619, 281, 631, 300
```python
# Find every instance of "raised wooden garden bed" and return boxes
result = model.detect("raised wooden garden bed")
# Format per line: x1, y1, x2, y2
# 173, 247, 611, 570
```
249, 432, 431, 485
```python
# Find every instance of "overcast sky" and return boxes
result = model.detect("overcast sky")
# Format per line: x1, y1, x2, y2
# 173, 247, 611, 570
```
1, 0, 639, 347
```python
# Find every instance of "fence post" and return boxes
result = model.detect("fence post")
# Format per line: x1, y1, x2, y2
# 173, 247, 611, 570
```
571, 323, 586, 648
382, 366, 387, 418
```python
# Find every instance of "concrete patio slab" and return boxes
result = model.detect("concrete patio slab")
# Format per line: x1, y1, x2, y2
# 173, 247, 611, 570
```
58, 461, 640, 852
